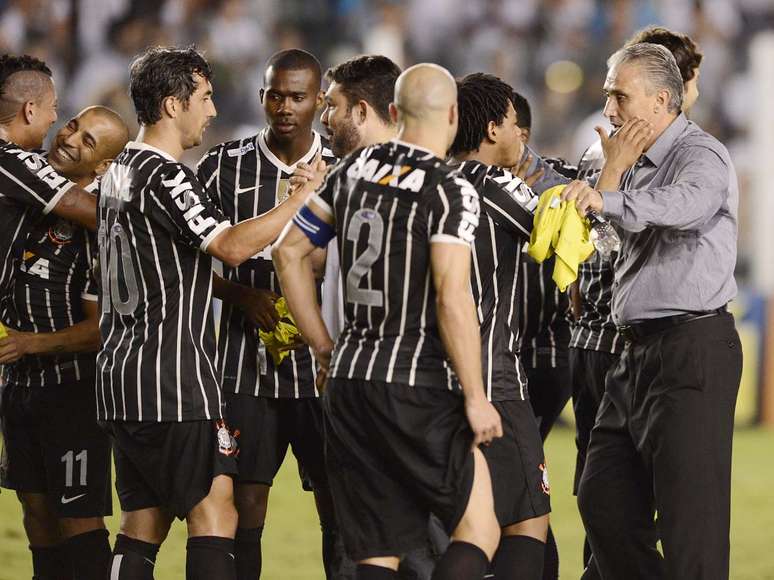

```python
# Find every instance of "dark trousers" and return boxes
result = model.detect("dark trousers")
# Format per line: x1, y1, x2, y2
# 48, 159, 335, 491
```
526, 365, 572, 440
578, 313, 742, 580
569, 347, 620, 571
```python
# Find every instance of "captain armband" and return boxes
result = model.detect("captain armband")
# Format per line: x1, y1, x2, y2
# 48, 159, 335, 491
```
293, 204, 336, 248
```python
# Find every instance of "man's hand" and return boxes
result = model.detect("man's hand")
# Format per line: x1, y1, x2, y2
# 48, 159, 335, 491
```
313, 341, 334, 393
0, 328, 34, 364
289, 152, 328, 197
561, 180, 604, 215
510, 153, 545, 188
465, 394, 503, 447
237, 287, 281, 331
595, 118, 653, 172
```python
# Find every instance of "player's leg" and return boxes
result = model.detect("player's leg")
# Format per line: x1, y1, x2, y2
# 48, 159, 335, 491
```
432, 448, 500, 580
46, 380, 113, 580
1, 384, 70, 578
290, 397, 355, 579
647, 316, 741, 579
577, 351, 664, 580
225, 393, 286, 579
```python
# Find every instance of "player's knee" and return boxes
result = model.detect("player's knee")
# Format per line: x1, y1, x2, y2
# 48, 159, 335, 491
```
17, 493, 59, 540
234, 483, 269, 527
119, 509, 172, 545
59, 516, 105, 539
189, 476, 239, 536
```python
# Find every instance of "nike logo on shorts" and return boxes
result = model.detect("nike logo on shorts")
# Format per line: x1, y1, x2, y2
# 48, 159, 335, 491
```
61, 493, 87, 504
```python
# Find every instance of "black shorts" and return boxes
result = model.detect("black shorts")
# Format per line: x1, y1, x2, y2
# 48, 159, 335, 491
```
102, 419, 238, 519
483, 400, 551, 527
324, 378, 475, 561
223, 393, 327, 490
0, 380, 112, 518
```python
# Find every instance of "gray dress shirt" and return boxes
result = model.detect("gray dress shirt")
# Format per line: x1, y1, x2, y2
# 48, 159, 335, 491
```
600, 113, 738, 324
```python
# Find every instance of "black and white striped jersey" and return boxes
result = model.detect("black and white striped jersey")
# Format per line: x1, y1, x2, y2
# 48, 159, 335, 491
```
517, 153, 574, 369
197, 129, 336, 398
457, 160, 537, 401
570, 140, 623, 354
306, 140, 480, 389
0, 140, 74, 310
2, 185, 98, 387
96, 141, 231, 422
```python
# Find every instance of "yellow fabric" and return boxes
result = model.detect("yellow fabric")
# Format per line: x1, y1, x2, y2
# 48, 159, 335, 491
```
527, 184, 595, 291
258, 298, 301, 367
0, 322, 6, 339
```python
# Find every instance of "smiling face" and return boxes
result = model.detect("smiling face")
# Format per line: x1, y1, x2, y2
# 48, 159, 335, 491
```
321, 81, 363, 157
177, 73, 216, 149
48, 108, 126, 182
261, 66, 321, 144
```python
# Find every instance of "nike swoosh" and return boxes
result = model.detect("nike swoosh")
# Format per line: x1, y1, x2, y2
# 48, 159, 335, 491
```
61, 493, 87, 504
235, 184, 262, 195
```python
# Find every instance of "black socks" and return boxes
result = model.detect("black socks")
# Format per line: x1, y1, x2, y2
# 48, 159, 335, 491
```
432, 541, 490, 580
186, 536, 236, 580
492, 535, 546, 580
30, 544, 70, 580
234, 527, 263, 579
64, 529, 111, 580
110, 534, 160, 580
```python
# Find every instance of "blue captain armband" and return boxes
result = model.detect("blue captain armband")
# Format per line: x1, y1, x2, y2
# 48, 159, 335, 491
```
293, 204, 335, 247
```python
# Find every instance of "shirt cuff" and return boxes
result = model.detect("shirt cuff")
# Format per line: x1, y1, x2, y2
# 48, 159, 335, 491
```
81, 292, 98, 302
601, 190, 624, 221
200, 221, 231, 252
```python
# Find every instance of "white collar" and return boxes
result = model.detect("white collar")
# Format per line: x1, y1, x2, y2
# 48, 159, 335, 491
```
126, 140, 177, 162
257, 129, 321, 174
390, 138, 437, 157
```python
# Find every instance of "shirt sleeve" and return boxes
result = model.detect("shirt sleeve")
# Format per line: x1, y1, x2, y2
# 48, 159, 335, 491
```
602, 145, 731, 232
147, 162, 231, 251
307, 159, 345, 219
482, 168, 538, 239
428, 175, 480, 246
0, 148, 74, 214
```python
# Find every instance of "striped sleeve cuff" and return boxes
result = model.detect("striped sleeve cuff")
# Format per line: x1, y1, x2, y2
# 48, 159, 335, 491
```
430, 233, 472, 246
42, 180, 75, 215
200, 221, 231, 252
309, 194, 333, 218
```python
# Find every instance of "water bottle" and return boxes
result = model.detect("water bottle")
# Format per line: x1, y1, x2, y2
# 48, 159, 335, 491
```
586, 210, 620, 258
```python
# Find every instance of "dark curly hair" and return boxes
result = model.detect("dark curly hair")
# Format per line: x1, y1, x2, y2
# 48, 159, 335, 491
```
324, 55, 401, 125
449, 72, 513, 157
0, 54, 52, 93
626, 26, 703, 83
129, 46, 212, 126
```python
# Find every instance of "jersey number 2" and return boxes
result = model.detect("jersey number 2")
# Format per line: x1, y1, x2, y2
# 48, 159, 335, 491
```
346, 209, 384, 307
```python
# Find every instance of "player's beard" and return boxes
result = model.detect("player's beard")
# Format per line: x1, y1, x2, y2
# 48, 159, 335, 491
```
331, 117, 361, 158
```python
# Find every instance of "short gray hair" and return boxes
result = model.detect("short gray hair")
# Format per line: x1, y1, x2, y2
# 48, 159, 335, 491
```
607, 42, 684, 113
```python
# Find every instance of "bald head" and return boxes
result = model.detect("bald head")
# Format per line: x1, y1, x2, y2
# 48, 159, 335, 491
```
49, 105, 130, 185
394, 63, 457, 121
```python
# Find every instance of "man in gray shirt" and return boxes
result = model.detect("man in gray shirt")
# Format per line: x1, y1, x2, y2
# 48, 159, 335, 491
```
564, 43, 742, 580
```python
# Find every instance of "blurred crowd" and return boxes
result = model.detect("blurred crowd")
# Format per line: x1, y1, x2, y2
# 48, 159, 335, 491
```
1, 0, 772, 272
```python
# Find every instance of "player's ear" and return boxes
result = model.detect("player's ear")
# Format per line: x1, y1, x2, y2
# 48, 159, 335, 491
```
520, 127, 530, 143
94, 158, 114, 178
655, 88, 669, 114
162, 96, 177, 119
356, 100, 368, 125
22, 100, 35, 125
487, 119, 498, 143
315, 90, 325, 112
389, 102, 398, 125
449, 103, 458, 127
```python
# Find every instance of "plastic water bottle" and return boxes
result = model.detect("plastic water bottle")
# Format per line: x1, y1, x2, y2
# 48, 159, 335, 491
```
586, 210, 620, 258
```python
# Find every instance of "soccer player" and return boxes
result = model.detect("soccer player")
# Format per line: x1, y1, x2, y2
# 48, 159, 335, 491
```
0, 105, 129, 580
449, 73, 551, 580
273, 63, 502, 580
195, 49, 342, 579
0, 54, 107, 304
97, 46, 315, 580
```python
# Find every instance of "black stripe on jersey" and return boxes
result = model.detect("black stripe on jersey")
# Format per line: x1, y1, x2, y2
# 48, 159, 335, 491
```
197, 130, 336, 399
96, 142, 229, 422
0, 142, 74, 309
458, 161, 537, 401
314, 141, 480, 390
570, 141, 622, 354
2, 212, 97, 387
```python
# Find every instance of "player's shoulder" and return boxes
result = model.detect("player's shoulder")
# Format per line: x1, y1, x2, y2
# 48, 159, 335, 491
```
316, 133, 337, 164
197, 134, 259, 170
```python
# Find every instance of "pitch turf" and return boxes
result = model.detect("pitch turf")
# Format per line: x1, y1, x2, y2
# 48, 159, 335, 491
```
1, 426, 773, 579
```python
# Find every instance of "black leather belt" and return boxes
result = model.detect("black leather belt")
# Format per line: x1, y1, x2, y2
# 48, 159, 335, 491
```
618, 306, 727, 343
